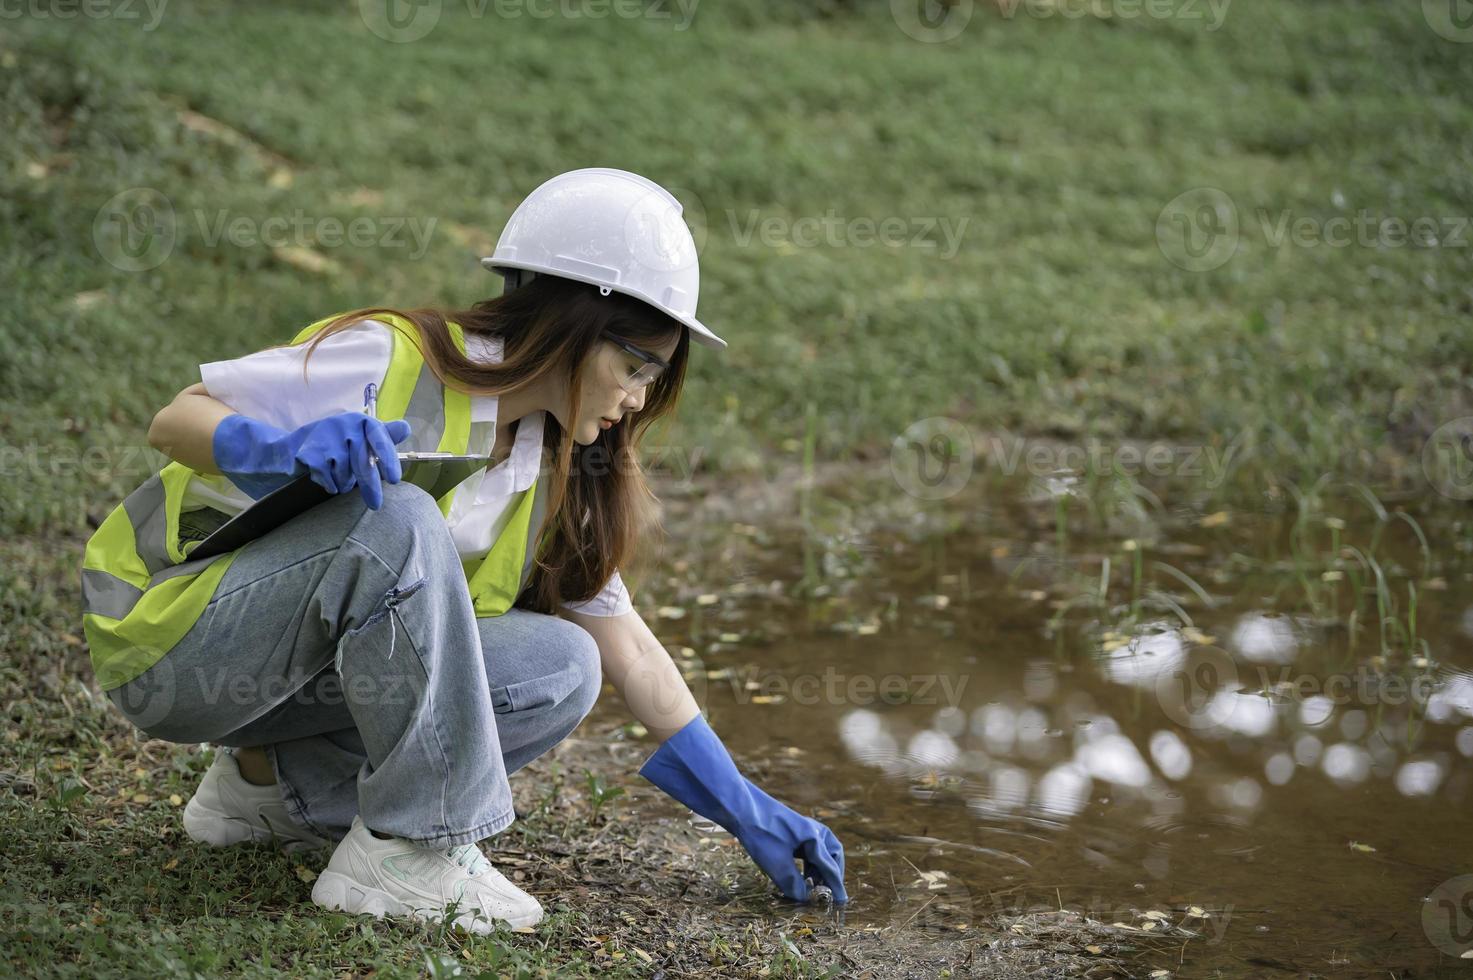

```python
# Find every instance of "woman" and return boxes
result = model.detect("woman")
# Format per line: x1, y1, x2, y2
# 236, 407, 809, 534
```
80, 168, 847, 934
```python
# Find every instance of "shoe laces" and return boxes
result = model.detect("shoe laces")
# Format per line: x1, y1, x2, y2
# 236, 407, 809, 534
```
446, 843, 490, 877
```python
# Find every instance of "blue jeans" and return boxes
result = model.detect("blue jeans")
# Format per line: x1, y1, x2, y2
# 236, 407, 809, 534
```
105, 481, 603, 848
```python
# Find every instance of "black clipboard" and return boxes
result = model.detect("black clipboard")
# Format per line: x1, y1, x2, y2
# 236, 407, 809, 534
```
184, 452, 493, 561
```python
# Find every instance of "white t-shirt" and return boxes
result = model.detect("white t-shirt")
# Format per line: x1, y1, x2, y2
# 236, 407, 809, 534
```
189, 319, 632, 617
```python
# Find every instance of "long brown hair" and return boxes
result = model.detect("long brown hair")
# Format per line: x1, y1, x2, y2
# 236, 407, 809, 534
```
290, 275, 691, 614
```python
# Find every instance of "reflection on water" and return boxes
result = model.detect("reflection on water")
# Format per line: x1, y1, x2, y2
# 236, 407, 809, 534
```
647, 485, 1473, 976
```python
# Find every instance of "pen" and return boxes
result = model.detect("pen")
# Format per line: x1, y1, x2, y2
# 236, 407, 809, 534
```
363, 383, 379, 468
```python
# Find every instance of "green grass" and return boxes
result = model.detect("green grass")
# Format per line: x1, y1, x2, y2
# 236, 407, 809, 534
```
3, 1, 1472, 974
4, 0, 1472, 535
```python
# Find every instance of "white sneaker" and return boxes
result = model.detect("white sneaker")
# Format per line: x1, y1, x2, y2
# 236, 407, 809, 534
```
182, 747, 330, 854
310, 815, 543, 933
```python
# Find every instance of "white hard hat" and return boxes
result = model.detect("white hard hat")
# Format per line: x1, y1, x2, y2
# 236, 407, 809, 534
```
483, 168, 726, 350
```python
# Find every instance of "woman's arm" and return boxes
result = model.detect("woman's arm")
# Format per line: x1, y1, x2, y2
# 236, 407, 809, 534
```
558, 606, 700, 741
148, 381, 235, 474
560, 603, 849, 903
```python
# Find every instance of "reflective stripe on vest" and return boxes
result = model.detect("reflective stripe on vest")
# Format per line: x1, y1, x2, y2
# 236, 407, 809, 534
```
81, 463, 240, 691
81, 311, 550, 691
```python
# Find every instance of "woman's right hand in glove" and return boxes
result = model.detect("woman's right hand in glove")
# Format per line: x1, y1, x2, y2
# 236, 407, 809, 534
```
211, 411, 413, 509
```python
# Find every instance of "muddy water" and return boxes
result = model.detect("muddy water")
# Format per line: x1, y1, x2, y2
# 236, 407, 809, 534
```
620, 475, 1473, 977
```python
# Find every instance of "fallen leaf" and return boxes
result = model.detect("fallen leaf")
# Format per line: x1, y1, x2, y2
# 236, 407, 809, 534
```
1200, 511, 1230, 529
272, 245, 339, 276
917, 869, 949, 890
1349, 841, 1376, 853
168, 794, 183, 806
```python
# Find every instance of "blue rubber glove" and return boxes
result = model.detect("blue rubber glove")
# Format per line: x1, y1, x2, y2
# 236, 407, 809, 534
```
211, 411, 413, 510
639, 714, 848, 904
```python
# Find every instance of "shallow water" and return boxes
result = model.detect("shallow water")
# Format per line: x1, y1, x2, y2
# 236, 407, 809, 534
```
626, 474, 1473, 977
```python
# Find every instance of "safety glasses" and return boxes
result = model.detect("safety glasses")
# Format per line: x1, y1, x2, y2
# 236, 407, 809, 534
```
603, 331, 670, 393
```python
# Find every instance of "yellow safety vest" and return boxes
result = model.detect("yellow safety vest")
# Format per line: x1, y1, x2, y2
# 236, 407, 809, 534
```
81, 312, 549, 692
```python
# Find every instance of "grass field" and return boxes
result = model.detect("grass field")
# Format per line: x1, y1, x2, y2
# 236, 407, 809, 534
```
3, 0, 1472, 975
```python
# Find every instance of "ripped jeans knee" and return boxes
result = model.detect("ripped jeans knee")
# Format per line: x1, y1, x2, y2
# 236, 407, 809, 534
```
333, 575, 427, 675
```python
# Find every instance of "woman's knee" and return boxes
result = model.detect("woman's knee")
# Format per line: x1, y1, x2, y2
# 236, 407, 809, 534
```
371, 480, 446, 528
530, 616, 602, 722
348, 481, 454, 562
561, 622, 603, 720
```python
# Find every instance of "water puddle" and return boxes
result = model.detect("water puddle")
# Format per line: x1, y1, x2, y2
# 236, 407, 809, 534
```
616, 467, 1473, 976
